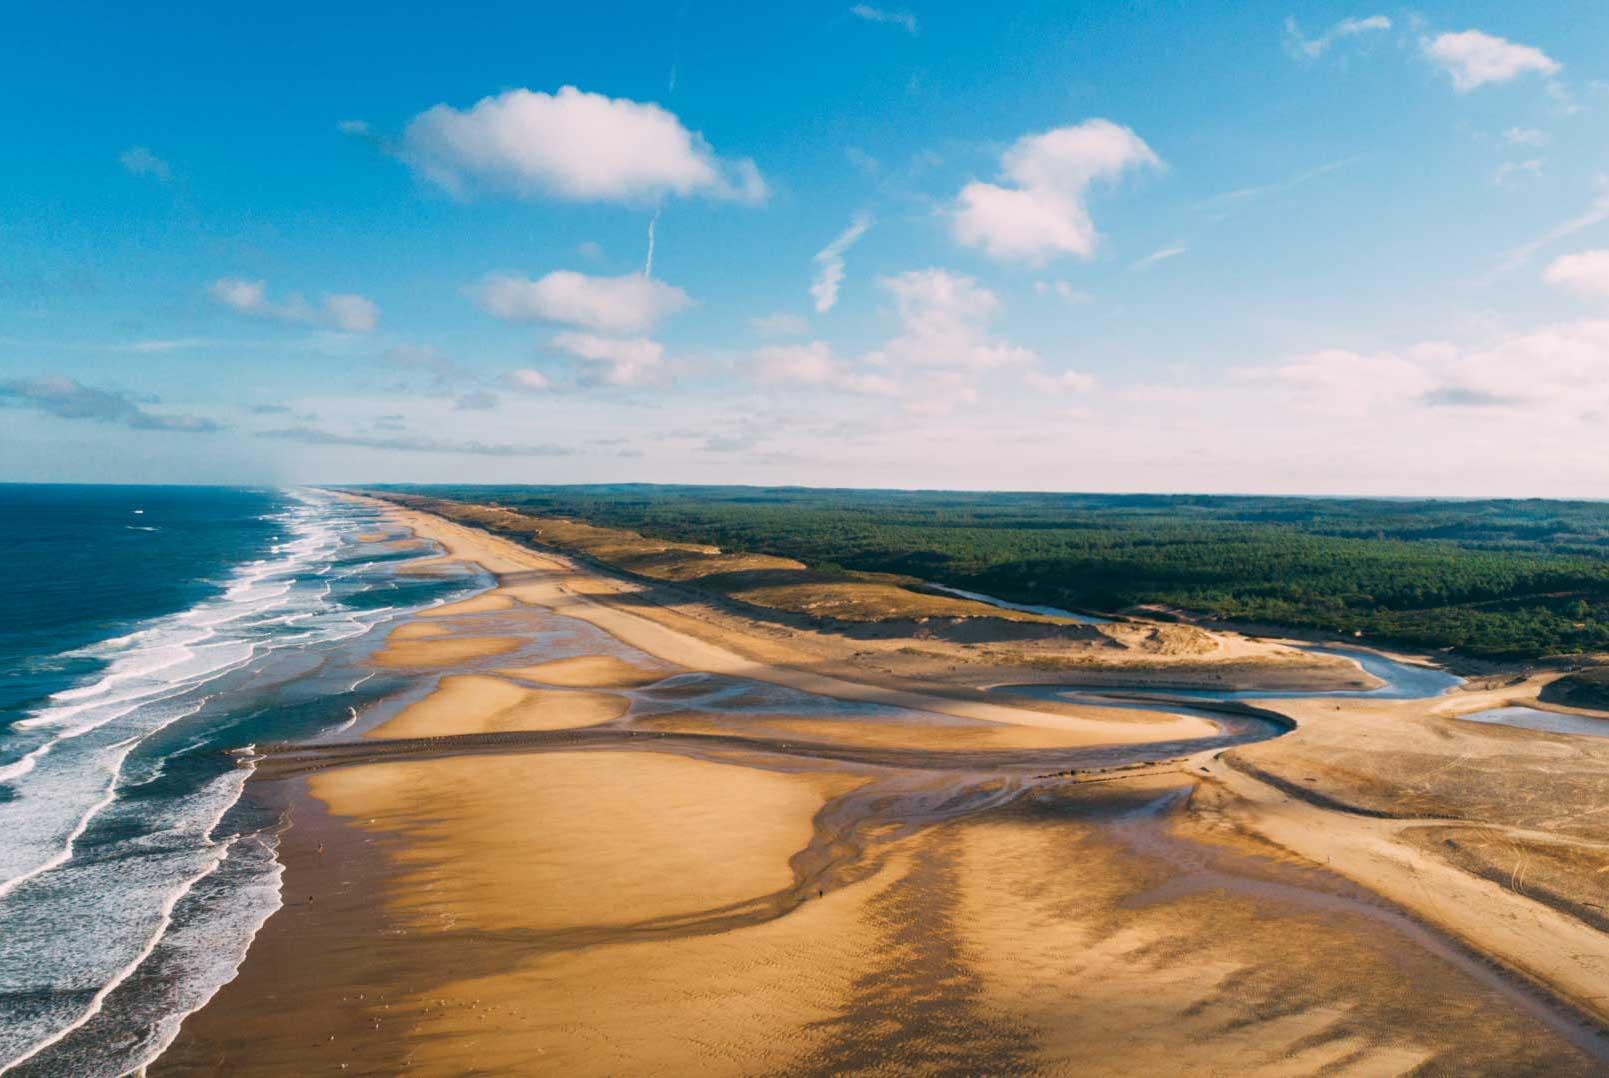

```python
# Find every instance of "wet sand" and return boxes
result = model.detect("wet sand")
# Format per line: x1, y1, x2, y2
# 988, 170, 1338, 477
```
164, 764, 1603, 1075
158, 498, 1609, 1074
1204, 691, 1609, 1033
367, 675, 629, 737
370, 632, 524, 669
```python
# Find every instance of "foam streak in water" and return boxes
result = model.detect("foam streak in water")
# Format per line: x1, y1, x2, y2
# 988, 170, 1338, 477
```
0, 488, 468, 1074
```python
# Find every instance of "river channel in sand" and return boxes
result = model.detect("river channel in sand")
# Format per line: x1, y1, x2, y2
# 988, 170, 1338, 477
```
154, 500, 1609, 1076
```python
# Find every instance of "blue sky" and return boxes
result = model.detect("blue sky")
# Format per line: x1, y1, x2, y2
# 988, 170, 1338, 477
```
5, 2, 1609, 494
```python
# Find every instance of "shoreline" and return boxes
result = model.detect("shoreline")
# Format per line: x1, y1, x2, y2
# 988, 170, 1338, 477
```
357, 490, 1392, 695
158, 497, 1609, 1073
153, 772, 419, 1074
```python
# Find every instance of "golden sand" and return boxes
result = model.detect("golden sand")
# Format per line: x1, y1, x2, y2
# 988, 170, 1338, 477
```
349, 504, 1237, 744
944, 791, 1580, 1074
499, 654, 672, 689
368, 674, 629, 738
160, 499, 1607, 1076
386, 622, 448, 641
395, 859, 900, 1076
635, 710, 1194, 752
371, 635, 524, 669
418, 592, 517, 618
300, 751, 872, 1074
312, 751, 859, 932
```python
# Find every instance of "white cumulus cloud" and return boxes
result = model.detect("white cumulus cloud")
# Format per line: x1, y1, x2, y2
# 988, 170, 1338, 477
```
471, 271, 691, 333
401, 86, 766, 204
1234, 320, 1609, 419
210, 278, 269, 315
323, 293, 380, 333
550, 331, 667, 386
752, 341, 897, 395
1545, 250, 1609, 301
741, 269, 1039, 409
1424, 30, 1560, 92
952, 119, 1160, 263
873, 269, 1037, 370
811, 213, 873, 313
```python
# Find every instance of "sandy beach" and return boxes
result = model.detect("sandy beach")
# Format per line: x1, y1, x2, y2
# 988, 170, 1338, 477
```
156, 497, 1609, 1074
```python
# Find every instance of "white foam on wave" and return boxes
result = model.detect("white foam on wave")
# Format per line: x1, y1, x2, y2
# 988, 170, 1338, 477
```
0, 732, 144, 902
0, 489, 458, 1074
0, 494, 356, 882
329, 705, 361, 735
135, 824, 285, 1075
1, 764, 253, 1072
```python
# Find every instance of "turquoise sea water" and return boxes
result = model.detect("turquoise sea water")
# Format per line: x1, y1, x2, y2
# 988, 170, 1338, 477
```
0, 485, 480, 1074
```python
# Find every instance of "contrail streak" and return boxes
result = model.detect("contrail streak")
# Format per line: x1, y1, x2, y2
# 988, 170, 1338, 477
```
644, 205, 662, 278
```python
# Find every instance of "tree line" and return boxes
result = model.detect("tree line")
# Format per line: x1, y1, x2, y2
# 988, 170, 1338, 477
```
367, 484, 1609, 660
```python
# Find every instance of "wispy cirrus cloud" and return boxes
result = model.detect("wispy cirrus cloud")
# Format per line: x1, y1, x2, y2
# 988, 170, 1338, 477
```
118, 146, 172, 182
1034, 280, 1093, 303
1132, 245, 1187, 270
811, 213, 872, 313
1494, 159, 1544, 186
1, 377, 223, 432
119, 337, 216, 354
849, 4, 917, 33
210, 278, 380, 332
1493, 183, 1609, 275
1504, 127, 1550, 148
1201, 155, 1358, 215
1283, 15, 1391, 60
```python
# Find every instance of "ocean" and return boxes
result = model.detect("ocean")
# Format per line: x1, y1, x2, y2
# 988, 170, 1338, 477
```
0, 485, 482, 1074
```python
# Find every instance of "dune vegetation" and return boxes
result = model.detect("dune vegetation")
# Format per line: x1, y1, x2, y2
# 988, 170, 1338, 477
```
364, 484, 1609, 661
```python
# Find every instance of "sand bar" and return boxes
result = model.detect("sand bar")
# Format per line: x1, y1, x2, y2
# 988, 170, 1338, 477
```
366, 500, 1222, 745
368, 674, 629, 738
